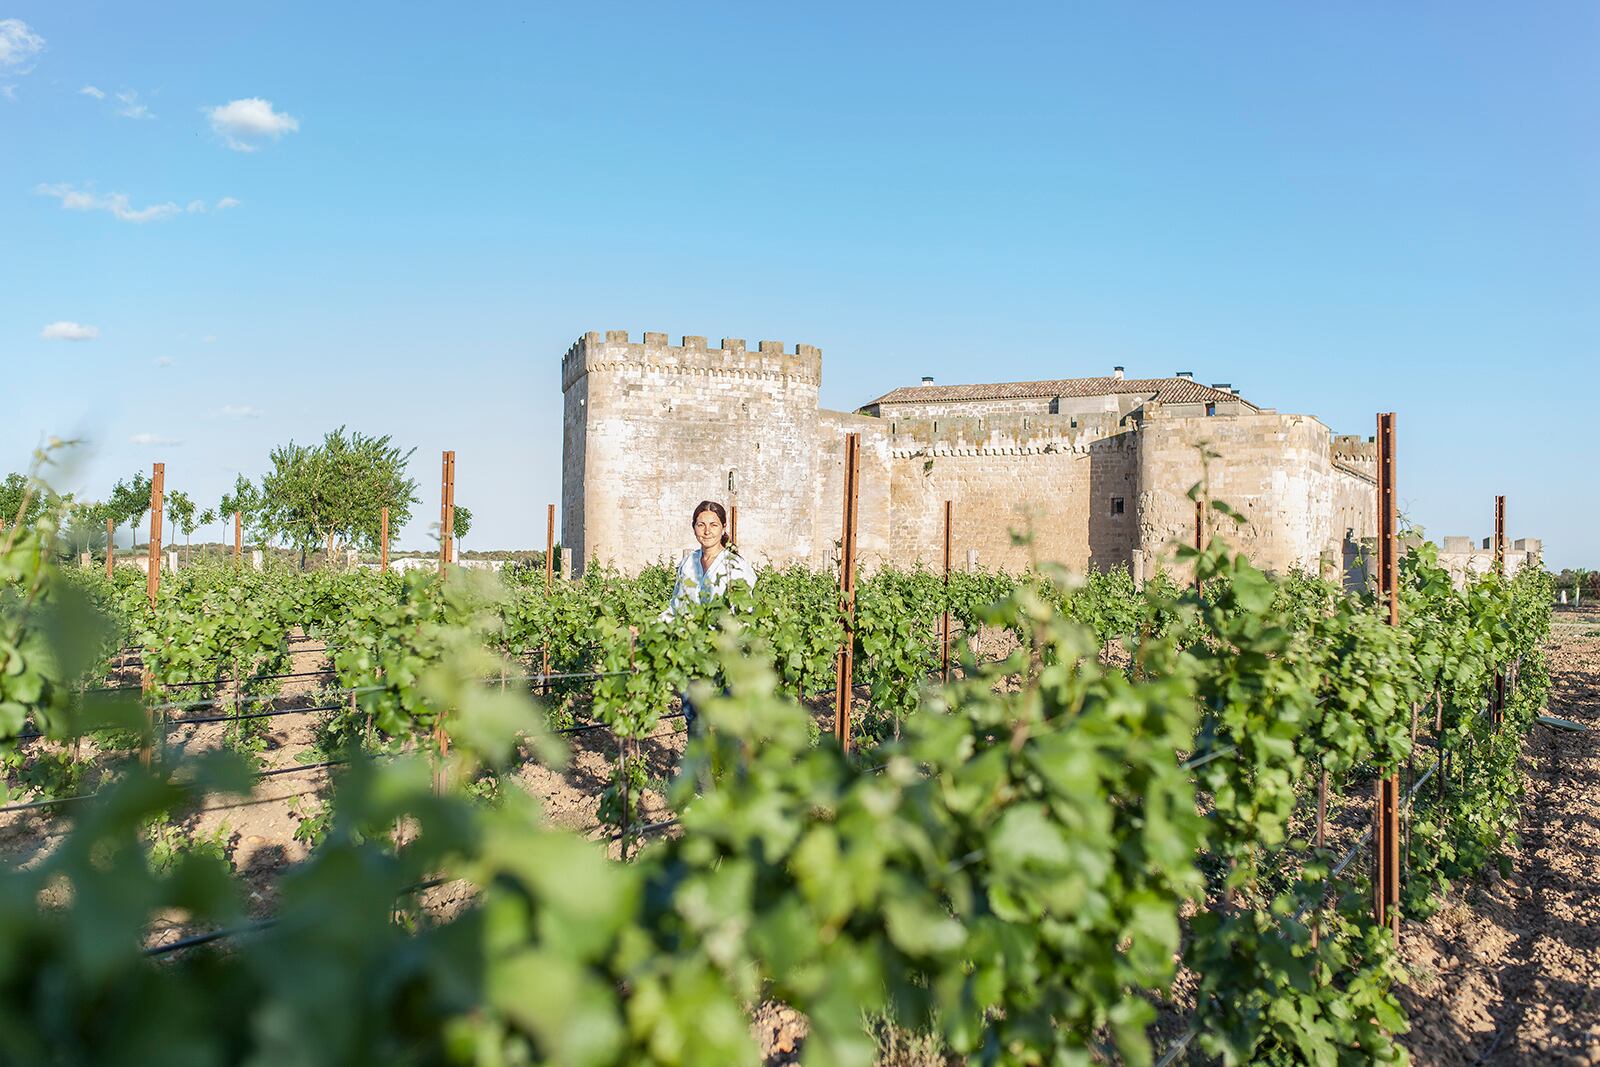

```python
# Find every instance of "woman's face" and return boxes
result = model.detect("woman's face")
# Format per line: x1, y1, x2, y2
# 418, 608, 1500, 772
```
694, 510, 724, 551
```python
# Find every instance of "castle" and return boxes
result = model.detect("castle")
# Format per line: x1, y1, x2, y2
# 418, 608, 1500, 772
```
560, 330, 1382, 578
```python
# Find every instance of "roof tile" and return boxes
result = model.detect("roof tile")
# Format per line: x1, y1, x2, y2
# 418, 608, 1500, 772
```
866, 376, 1253, 409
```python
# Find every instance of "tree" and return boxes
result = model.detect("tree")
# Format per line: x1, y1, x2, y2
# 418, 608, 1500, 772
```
453, 505, 472, 555
108, 471, 153, 545
0, 472, 45, 530
57, 496, 111, 561
220, 475, 263, 550
258, 427, 419, 569
166, 491, 199, 564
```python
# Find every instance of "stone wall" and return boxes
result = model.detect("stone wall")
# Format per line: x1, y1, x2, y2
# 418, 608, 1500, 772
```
561, 330, 1378, 581
1436, 536, 1543, 586
1134, 413, 1376, 576
883, 412, 1137, 572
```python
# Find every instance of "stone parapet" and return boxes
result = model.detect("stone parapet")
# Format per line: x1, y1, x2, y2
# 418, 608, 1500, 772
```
561, 330, 822, 393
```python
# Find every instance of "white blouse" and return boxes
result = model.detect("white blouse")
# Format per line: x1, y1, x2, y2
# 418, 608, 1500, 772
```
660, 545, 758, 620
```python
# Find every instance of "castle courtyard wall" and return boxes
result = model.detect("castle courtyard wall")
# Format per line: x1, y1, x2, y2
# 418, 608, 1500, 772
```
883, 413, 1137, 572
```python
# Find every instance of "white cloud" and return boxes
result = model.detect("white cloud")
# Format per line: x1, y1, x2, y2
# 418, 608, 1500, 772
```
114, 89, 152, 120
188, 197, 241, 214
0, 19, 44, 71
202, 335, 218, 343
129, 433, 182, 447
40, 320, 100, 341
206, 97, 299, 151
155, 356, 174, 367
79, 85, 105, 100
36, 182, 180, 223
220, 404, 261, 419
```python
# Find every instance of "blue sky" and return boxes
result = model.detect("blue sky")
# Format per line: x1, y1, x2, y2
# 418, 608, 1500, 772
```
2, 3, 1595, 567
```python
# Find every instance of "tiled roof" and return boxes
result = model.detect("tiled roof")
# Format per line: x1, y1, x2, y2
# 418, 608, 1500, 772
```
865, 376, 1254, 409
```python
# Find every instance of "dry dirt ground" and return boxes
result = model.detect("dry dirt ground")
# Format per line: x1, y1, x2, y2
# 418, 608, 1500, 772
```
1399, 607, 1600, 1066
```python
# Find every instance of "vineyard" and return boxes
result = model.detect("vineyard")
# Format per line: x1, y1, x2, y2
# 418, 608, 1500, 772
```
0, 488, 1557, 1066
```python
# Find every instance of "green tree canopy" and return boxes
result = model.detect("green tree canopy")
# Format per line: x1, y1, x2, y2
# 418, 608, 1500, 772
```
220, 474, 264, 544
453, 505, 472, 548
259, 427, 419, 566
108, 471, 153, 540
0, 472, 45, 529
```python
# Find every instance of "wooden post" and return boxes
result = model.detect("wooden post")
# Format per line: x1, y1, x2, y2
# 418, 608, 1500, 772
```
379, 506, 389, 573
105, 517, 115, 578
833, 433, 861, 752
941, 499, 953, 684
233, 511, 242, 562
147, 463, 164, 607
1375, 412, 1401, 937
543, 503, 554, 692
729, 504, 738, 546
1194, 497, 1205, 593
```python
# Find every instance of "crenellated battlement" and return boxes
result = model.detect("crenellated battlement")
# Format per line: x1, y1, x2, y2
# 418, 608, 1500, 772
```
1331, 433, 1377, 461
884, 411, 1126, 457
561, 329, 822, 392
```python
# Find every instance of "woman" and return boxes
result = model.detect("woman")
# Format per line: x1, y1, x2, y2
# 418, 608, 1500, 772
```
660, 500, 757, 622
660, 500, 757, 739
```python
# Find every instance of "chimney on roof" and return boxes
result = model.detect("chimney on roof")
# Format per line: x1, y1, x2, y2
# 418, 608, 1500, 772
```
1211, 383, 1233, 394
920, 376, 935, 386
1112, 366, 1124, 380
1176, 370, 1194, 381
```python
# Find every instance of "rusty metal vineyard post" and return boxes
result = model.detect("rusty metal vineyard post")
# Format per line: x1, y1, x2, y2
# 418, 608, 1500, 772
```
1194, 496, 1204, 593
543, 503, 554, 693
1375, 413, 1401, 937
379, 506, 389, 573
233, 510, 242, 563
834, 433, 861, 751
1493, 495, 1507, 727
105, 517, 115, 578
142, 462, 164, 767
438, 450, 456, 572
147, 462, 164, 608
941, 499, 953, 685
434, 451, 455, 789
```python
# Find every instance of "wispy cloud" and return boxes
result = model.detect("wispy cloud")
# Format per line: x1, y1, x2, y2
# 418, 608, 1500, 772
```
206, 97, 299, 151
129, 432, 182, 447
79, 85, 105, 100
36, 182, 180, 223
184, 197, 242, 215
114, 89, 152, 120
202, 335, 218, 343
220, 404, 261, 419
155, 356, 174, 367
0, 18, 43, 98
41, 321, 100, 341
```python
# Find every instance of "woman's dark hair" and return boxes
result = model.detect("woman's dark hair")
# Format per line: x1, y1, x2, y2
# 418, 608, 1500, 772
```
691, 500, 730, 546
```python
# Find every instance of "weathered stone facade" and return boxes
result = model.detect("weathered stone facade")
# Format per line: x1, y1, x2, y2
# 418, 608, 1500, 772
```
560, 330, 1380, 577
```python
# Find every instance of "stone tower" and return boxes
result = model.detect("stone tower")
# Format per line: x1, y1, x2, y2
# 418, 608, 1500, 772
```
561, 330, 824, 574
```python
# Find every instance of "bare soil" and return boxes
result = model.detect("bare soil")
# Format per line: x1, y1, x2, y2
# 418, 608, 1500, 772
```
1399, 607, 1600, 1066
